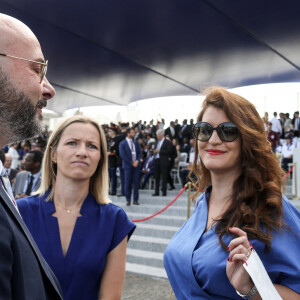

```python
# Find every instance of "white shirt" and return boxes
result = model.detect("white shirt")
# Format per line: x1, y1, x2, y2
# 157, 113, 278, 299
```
170, 127, 175, 137
155, 138, 164, 159
126, 138, 136, 161
8, 147, 20, 169
270, 117, 282, 134
282, 143, 294, 158
294, 117, 300, 131
126, 137, 135, 151
22, 170, 41, 194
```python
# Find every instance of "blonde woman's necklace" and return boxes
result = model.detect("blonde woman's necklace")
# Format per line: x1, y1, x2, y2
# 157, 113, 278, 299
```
55, 202, 82, 214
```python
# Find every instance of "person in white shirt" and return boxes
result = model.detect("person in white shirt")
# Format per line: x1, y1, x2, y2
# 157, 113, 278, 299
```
270, 112, 282, 137
281, 135, 294, 172
8, 143, 20, 169
284, 113, 293, 133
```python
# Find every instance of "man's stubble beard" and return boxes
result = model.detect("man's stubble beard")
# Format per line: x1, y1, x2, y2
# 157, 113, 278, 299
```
0, 69, 43, 143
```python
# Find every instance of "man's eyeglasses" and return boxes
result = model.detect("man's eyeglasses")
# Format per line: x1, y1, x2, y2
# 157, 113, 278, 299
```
193, 122, 240, 142
0, 53, 48, 83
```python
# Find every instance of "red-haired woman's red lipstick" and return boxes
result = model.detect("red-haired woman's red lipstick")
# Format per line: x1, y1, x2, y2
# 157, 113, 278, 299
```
207, 149, 226, 155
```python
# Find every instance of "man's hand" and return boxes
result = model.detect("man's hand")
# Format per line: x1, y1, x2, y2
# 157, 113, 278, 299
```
15, 193, 27, 199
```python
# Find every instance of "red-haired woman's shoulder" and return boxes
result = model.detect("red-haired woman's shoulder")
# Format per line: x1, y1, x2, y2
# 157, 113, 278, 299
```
281, 195, 300, 229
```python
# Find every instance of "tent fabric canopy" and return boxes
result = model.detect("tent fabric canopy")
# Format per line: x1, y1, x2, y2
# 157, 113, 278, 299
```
1, 0, 299, 113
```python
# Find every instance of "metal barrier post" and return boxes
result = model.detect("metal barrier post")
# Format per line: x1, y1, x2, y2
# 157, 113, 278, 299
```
293, 162, 299, 200
187, 182, 191, 219
293, 149, 300, 199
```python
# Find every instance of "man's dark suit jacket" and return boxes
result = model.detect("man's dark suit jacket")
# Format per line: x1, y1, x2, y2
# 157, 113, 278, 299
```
119, 139, 142, 169
165, 127, 178, 140
0, 184, 63, 300
180, 124, 193, 140
142, 156, 155, 173
155, 139, 173, 166
7, 168, 18, 184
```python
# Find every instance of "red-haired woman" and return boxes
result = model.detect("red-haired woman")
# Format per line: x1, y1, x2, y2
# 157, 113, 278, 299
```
164, 87, 300, 299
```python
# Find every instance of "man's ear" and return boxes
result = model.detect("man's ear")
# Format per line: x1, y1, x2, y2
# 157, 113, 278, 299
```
34, 161, 41, 169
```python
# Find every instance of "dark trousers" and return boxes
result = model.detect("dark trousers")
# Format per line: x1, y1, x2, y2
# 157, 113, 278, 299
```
118, 166, 125, 195
282, 157, 293, 172
154, 159, 168, 195
124, 167, 140, 203
167, 160, 175, 188
141, 171, 154, 189
109, 167, 117, 194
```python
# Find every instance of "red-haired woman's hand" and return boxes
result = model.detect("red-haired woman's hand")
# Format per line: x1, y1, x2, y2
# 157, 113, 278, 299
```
226, 227, 254, 295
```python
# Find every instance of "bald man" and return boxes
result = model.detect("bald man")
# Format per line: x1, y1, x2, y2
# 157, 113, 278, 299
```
0, 14, 62, 299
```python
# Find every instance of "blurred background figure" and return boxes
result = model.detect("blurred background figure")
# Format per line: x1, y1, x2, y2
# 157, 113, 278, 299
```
4, 153, 19, 184
13, 150, 43, 199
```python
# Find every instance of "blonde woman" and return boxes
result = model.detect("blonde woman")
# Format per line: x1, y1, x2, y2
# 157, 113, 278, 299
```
17, 116, 136, 300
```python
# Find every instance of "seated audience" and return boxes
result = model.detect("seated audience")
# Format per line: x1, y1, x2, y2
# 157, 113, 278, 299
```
281, 134, 294, 172
181, 137, 191, 154
140, 149, 155, 189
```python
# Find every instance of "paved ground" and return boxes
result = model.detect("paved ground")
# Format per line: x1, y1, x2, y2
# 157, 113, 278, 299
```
122, 272, 176, 300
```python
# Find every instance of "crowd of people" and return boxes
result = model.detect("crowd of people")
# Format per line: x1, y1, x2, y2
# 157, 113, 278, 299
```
265, 111, 299, 171
1, 118, 197, 206
0, 12, 299, 300
1, 110, 298, 205
105, 119, 195, 204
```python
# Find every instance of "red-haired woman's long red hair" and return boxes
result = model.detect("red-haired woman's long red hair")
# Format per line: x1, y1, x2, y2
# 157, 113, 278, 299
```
190, 87, 285, 251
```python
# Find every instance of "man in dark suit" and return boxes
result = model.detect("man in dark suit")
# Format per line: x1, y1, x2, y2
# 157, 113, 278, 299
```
165, 121, 178, 141
134, 125, 143, 141
153, 129, 174, 196
0, 13, 62, 299
150, 119, 157, 137
174, 119, 181, 135
4, 153, 18, 184
140, 149, 155, 189
13, 150, 43, 198
292, 111, 300, 137
180, 119, 193, 141
119, 128, 142, 205
107, 126, 119, 195
115, 122, 128, 196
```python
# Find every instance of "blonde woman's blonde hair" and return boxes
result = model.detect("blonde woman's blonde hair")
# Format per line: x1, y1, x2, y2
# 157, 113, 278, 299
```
35, 115, 111, 204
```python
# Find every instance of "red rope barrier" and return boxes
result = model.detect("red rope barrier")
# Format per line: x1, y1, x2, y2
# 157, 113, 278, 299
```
131, 185, 187, 223
282, 164, 294, 181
